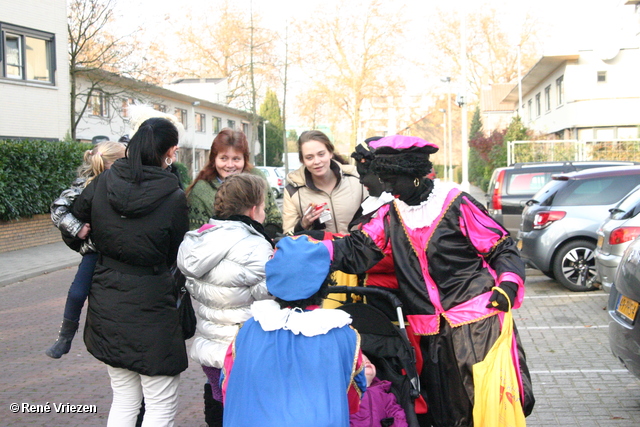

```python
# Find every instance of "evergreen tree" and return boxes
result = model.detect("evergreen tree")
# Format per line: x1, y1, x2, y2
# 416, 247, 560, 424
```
468, 106, 486, 189
259, 89, 284, 166
504, 115, 528, 143
469, 106, 483, 140
502, 115, 528, 166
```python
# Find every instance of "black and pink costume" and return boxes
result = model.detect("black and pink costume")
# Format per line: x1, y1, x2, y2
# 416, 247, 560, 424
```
330, 135, 534, 427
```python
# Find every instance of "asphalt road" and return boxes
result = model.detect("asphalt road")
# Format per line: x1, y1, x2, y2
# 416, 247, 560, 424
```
1, 266, 640, 426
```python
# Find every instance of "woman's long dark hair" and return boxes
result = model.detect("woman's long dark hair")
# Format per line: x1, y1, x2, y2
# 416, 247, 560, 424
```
125, 117, 178, 184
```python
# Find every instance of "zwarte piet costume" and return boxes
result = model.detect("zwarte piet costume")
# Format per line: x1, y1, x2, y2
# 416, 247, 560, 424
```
330, 135, 535, 427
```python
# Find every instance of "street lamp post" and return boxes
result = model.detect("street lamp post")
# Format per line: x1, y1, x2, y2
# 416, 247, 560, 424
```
517, 44, 523, 117
262, 120, 269, 166
439, 108, 447, 181
460, 12, 469, 192
441, 77, 452, 181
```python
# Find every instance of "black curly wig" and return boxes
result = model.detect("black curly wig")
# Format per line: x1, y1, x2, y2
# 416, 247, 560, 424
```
372, 146, 434, 178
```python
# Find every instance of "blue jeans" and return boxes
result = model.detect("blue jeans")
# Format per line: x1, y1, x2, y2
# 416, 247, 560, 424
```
63, 252, 98, 322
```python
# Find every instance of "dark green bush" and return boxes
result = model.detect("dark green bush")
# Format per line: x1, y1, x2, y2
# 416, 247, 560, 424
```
173, 161, 192, 188
0, 140, 91, 221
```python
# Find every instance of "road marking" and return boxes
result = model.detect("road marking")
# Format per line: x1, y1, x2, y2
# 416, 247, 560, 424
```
531, 369, 629, 374
520, 325, 608, 330
525, 294, 608, 299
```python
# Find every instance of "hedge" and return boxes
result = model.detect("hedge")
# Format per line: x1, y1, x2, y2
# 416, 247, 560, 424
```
0, 140, 91, 221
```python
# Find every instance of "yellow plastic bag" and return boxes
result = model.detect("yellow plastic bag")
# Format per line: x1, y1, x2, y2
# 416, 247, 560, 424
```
472, 287, 526, 427
323, 271, 358, 309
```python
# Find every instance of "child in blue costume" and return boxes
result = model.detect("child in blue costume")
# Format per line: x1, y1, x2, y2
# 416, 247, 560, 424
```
222, 235, 367, 427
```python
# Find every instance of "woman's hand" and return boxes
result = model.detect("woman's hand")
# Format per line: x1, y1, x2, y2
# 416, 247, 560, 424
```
300, 203, 325, 229
77, 223, 91, 240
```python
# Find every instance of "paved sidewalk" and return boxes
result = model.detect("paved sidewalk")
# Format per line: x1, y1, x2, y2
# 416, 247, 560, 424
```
0, 242, 81, 288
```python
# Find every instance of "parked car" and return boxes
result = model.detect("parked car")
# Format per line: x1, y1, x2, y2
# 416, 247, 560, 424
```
257, 166, 284, 199
595, 185, 640, 293
486, 161, 638, 236
607, 236, 640, 380
518, 166, 640, 291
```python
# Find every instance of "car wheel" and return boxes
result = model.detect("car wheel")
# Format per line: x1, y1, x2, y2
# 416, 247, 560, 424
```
271, 188, 280, 199
552, 239, 598, 292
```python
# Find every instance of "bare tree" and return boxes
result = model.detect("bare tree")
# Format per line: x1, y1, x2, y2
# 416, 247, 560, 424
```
176, 0, 278, 111
292, 0, 407, 150
428, 7, 540, 99
68, 0, 139, 140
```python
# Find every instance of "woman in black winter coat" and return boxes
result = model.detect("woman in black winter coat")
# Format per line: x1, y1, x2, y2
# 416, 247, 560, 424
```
72, 117, 189, 427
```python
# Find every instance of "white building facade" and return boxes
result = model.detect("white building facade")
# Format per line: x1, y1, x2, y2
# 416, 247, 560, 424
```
74, 70, 255, 178
0, 0, 70, 140
500, 48, 640, 140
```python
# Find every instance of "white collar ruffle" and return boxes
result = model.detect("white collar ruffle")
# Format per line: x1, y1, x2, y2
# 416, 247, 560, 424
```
360, 192, 394, 215
250, 300, 352, 337
394, 180, 460, 229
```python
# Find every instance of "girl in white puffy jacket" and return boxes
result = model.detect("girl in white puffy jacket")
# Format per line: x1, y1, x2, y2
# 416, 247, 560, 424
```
177, 173, 274, 427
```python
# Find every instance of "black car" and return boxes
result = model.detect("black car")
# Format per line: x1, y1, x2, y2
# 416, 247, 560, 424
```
486, 161, 639, 236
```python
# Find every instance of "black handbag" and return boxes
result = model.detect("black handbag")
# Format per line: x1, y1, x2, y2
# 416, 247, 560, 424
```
172, 264, 197, 340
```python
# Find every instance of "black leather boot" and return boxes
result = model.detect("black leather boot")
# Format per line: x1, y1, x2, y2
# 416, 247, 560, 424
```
45, 318, 78, 359
204, 382, 223, 427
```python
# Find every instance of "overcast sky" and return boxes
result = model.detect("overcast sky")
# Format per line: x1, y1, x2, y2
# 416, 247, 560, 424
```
115, 0, 636, 51
110, 0, 637, 121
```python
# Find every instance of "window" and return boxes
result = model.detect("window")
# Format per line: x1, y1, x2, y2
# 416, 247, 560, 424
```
527, 99, 532, 121
556, 75, 564, 106
1, 23, 55, 83
195, 113, 205, 132
507, 173, 551, 195
557, 176, 640, 206
175, 108, 187, 128
597, 71, 607, 83
544, 86, 551, 112
242, 123, 249, 135
121, 98, 135, 118
89, 91, 109, 117
227, 119, 236, 129
535, 93, 541, 117
212, 116, 221, 133
152, 103, 166, 113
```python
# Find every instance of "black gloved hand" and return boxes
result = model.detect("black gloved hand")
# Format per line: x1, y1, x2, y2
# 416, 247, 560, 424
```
486, 281, 518, 312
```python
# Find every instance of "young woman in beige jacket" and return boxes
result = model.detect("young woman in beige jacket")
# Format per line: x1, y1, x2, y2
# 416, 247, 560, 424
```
283, 130, 366, 236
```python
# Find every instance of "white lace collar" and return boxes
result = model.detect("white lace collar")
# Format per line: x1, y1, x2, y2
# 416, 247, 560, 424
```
394, 180, 460, 229
360, 192, 394, 215
250, 300, 353, 337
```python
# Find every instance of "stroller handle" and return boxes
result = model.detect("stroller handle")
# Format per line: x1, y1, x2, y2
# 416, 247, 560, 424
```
329, 286, 404, 308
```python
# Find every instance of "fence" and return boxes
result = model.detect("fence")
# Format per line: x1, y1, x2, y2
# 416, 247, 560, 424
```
508, 139, 640, 165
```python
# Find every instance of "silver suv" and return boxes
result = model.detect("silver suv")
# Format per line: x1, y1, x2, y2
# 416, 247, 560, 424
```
518, 166, 640, 291
486, 161, 637, 237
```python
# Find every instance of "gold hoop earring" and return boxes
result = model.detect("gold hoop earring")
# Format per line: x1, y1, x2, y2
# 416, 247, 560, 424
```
414, 178, 420, 187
